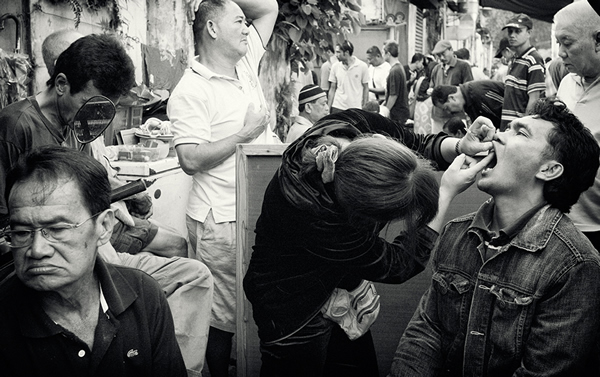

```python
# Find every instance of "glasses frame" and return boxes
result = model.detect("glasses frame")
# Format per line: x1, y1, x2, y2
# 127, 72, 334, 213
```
6, 212, 102, 248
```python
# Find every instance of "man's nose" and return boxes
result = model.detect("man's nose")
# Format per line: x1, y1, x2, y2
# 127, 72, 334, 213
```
28, 230, 54, 259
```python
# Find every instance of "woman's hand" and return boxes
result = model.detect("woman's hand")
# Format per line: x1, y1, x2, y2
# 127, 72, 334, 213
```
440, 153, 495, 200
459, 116, 496, 156
428, 153, 494, 233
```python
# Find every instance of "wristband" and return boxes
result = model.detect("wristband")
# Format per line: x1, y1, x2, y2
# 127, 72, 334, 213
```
455, 139, 462, 155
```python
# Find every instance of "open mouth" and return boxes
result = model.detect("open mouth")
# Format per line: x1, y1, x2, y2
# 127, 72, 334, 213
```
482, 151, 497, 173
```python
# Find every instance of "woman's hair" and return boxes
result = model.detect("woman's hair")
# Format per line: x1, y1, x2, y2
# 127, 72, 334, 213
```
303, 135, 439, 228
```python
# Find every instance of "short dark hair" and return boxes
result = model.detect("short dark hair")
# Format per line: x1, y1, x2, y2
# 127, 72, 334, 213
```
454, 48, 470, 60
366, 46, 382, 57
530, 99, 600, 213
384, 41, 399, 58
411, 53, 425, 64
6, 146, 111, 217
339, 40, 354, 55
431, 85, 458, 108
193, 0, 228, 43
324, 44, 334, 53
48, 34, 135, 98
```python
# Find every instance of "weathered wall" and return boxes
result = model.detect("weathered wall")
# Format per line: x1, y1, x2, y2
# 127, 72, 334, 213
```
0, 0, 193, 95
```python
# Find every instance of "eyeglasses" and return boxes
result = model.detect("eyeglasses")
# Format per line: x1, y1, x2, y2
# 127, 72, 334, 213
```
6, 212, 102, 248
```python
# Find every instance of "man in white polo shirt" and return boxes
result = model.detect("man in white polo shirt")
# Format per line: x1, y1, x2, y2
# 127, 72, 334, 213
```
328, 40, 369, 113
167, 0, 279, 376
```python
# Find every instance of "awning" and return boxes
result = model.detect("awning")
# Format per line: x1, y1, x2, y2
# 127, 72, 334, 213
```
409, 0, 440, 10
479, 0, 573, 22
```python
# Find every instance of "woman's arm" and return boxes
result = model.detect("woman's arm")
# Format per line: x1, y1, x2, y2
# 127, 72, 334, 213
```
427, 153, 494, 233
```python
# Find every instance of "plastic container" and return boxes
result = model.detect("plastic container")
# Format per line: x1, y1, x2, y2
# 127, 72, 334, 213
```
116, 139, 169, 162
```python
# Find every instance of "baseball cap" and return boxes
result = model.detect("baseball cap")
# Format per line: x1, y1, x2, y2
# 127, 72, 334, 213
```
494, 37, 510, 58
432, 40, 452, 55
502, 13, 533, 30
299, 85, 326, 105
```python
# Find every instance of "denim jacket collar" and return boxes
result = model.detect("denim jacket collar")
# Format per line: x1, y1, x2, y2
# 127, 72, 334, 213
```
468, 199, 563, 253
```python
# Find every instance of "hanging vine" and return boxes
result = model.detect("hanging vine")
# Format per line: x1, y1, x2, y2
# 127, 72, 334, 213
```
43, 0, 122, 29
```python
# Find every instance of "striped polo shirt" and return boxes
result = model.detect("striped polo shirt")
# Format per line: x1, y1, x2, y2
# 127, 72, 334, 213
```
501, 46, 546, 130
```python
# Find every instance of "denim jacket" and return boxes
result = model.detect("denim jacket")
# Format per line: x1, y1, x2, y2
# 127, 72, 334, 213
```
391, 199, 600, 377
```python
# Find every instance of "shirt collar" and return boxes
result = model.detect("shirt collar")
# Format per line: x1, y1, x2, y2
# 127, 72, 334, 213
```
516, 45, 536, 59
447, 55, 458, 67
16, 258, 137, 338
469, 199, 558, 251
294, 115, 313, 127
190, 57, 241, 82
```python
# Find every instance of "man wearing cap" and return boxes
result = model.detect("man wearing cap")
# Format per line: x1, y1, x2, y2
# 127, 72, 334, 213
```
286, 85, 329, 143
429, 40, 473, 132
430, 80, 505, 129
501, 13, 546, 131
492, 37, 514, 83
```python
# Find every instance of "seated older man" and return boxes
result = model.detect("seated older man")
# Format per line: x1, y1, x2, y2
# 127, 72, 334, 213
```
0, 146, 186, 376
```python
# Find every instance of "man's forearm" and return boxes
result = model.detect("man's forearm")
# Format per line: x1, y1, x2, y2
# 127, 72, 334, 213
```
525, 91, 541, 114
232, 0, 277, 20
176, 133, 247, 175
328, 84, 336, 109
386, 95, 398, 110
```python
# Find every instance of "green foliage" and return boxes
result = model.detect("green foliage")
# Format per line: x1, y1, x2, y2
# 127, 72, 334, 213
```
273, 0, 364, 64
44, 0, 120, 29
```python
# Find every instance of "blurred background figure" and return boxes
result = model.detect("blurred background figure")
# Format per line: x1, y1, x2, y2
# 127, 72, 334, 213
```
286, 85, 329, 143
366, 45, 391, 103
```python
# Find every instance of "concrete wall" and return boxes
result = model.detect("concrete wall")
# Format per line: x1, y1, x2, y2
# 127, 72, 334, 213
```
0, 0, 193, 95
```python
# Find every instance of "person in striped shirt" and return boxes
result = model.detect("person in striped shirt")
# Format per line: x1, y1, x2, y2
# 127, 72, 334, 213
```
431, 80, 505, 130
501, 14, 546, 131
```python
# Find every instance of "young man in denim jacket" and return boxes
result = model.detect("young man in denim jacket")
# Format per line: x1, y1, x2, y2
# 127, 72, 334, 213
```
390, 98, 600, 376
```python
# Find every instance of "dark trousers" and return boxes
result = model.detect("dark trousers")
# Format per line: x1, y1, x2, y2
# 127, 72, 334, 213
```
259, 313, 379, 377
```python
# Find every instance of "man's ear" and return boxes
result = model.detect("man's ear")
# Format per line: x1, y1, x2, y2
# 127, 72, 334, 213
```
54, 73, 70, 96
207, 20, 218, 39
305, 103, 312, 114
536, 161, 564, 181
96, 209, 115, 247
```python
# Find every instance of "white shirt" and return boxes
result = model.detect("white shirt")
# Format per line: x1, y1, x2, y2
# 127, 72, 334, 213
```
329, 58, 369, 110
368, 61, 391, 101
557, 72, 600, 232
168, 26, 278, 223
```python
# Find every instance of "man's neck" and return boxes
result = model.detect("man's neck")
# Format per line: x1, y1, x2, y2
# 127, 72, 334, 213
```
489, 193, 545, 231
197, 44, 239, 78
581, 70, 600, 87
514, 42, 532, 56
298, 112, 315, 124
343, 56, 356, 67
35, 88, 67, 135
39, 271, 100, 349
389, 57, 400, 66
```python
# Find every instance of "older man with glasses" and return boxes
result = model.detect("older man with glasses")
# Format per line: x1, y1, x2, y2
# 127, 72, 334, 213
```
0, 146, 187, 376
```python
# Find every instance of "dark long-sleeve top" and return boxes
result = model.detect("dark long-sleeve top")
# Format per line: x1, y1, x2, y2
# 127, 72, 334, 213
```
243, 109, 452, 342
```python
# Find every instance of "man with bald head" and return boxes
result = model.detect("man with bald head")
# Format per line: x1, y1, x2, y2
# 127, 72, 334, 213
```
555, 1, 600, 252
41, 29, 83, 76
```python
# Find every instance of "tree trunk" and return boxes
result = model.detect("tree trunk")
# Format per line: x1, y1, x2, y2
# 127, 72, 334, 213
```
259, 36, 292, 142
